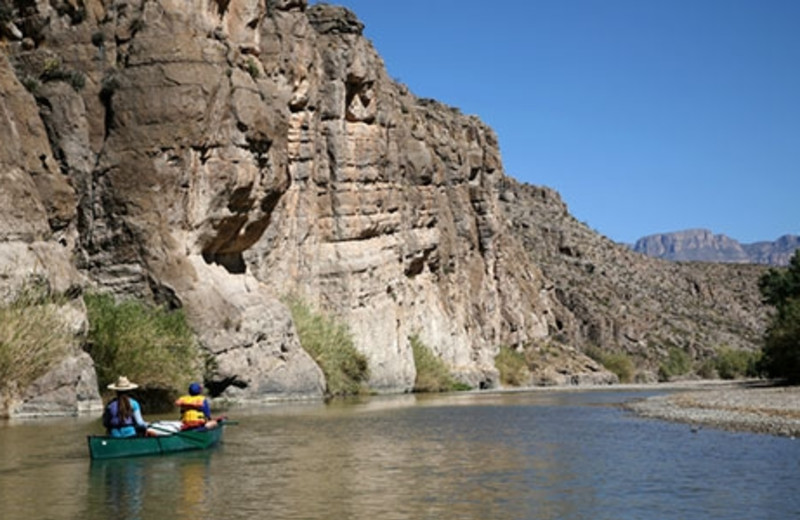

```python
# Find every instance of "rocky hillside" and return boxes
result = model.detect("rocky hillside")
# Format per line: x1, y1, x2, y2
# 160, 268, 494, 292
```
633, 229, 799, 266
0, 0, 771, 416
500, 183, 768, 378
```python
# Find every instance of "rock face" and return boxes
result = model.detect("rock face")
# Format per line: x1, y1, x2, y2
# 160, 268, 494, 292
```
633, 229, 799, 266
10, 350, 103, 418
0, 1, 771, 411
0, 47, 101, 416
744, 235, 800, 266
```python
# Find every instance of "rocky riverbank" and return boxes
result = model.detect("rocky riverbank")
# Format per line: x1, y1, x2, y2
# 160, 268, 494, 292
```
625, 381, 800, 437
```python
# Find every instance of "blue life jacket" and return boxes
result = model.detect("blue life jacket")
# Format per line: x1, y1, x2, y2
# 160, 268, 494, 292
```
103, 398, 142, 437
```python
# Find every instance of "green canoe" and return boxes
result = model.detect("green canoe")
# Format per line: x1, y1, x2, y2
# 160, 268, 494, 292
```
87, 425, 224, 460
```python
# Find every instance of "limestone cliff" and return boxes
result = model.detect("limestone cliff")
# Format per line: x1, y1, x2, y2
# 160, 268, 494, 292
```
0, 46, 99, 417
0, 0, 769, 413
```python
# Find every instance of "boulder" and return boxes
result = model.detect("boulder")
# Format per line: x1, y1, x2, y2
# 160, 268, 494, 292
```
10, 351, 102, 418
178, 256, 325, 401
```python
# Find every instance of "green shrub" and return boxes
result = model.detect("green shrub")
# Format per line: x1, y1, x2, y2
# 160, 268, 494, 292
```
604, 353, 635, 383
0, 278, 73, 393
658, 347, 692, 381
84, 293, 199, 394
38, 57, 86, 92
287, 298, 369, 397
758, 251, 800, 383
696, 359, 717, 380
41, 57, 62, 78
67, 71, 86, 91
246, 58, 260, 79
410, 335, 465, 392
495, 345, 529, 387
713, 346, 760, 379
20, 75, 41, 95
758, 298, 800, 382
585, 346, 635, 383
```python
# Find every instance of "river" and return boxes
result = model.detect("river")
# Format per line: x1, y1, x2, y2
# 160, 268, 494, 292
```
1, 389, 798, 520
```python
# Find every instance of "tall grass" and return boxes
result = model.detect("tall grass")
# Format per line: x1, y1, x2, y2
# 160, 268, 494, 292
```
410, 335, 466, 392
84, 293, 199, 394
658, 347, 692, 381
713, 346, 760, 379
287, 298, 369, 397
495, 345, 530, 387
0, 278, 73, 394
585, 346, 635, 383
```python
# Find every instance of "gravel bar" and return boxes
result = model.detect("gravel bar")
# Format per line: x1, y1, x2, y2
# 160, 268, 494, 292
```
624, 381, 800, 437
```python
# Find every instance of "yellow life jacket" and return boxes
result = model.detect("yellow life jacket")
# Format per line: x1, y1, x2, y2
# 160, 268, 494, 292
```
175, 394, 207, 428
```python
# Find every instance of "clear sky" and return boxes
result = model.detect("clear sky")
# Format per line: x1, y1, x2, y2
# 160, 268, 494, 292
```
311, 0, 799, 244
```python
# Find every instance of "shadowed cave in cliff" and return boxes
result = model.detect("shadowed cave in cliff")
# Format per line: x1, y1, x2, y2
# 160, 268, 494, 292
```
213, 0, 231, 17
206, 376, 247, 398
202, 250, 246, 274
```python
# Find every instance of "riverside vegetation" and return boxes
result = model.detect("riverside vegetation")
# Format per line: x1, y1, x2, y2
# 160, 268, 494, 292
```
0, 284, 779, 409
757, 250, 800, 383
410, 335, 471, 393
75, 250, 800, 436
83, 293, 200, 407
1, 286, 505, 407
287, 297, 370, 397
0, 278, 72, 398
287, 299, 471, 396
0, 251, 794, 408
625, 251, 800, 437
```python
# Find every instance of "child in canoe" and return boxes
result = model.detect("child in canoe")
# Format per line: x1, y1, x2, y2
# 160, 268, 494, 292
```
174, 382, 218, 431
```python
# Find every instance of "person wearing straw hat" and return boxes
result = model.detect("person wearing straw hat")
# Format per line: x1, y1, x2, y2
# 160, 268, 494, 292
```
102, 376, 150, 437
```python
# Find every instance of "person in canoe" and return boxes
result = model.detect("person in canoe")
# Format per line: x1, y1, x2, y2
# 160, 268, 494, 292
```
175, 382, 218, 431
103, 376, 150, 437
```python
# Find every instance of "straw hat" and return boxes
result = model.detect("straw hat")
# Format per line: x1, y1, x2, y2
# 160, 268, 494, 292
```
107, 376, 139, 391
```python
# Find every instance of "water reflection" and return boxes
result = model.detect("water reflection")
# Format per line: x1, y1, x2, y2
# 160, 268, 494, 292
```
0, 417, 91, 519
89, 458, 145, 518
86, 450, 214, 520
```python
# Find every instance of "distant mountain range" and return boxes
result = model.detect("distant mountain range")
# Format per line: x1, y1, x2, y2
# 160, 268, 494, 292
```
631, 229, 799, 266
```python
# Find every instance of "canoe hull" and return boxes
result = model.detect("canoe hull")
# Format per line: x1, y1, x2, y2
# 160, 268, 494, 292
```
88, 426, 224, 460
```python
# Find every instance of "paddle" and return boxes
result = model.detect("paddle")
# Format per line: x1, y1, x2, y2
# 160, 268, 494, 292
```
147, 418, 237, 436
145, 424, 217, 451
147, 422, 186, 436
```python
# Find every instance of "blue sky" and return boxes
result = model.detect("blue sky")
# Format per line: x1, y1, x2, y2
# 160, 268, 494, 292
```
311, 1, 799, 244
